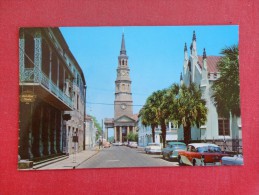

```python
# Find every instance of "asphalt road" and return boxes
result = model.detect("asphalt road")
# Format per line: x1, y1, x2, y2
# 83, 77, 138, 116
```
77, 145, 179, 168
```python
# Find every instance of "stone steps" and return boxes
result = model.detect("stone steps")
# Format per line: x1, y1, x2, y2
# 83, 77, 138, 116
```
32, 155, 69, 170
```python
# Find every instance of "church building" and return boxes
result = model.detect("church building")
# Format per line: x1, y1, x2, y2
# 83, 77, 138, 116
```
179, 31, 242, 151
104, 33, 138, 143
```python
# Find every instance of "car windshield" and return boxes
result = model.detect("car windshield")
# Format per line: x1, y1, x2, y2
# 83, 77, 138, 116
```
197, 146, 222, 153
172, 145, 186, 149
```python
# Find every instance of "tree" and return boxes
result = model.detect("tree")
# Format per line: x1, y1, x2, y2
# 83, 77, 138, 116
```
139, 96, 158, 143
89, 115, 102, 140
211, 45, 240, 118
126, 132, 138, 142
168, 83, 208, 145
147, 89, 169, 148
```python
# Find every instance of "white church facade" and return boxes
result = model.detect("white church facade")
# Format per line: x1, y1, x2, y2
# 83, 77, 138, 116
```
138, 31, 242, 152
178, 31, 242, 151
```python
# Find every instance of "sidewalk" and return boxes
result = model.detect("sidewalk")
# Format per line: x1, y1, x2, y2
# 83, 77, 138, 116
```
36, 147, 100, 170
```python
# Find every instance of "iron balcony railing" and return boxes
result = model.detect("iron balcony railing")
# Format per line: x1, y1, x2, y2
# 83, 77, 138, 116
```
20, 67, 73, 108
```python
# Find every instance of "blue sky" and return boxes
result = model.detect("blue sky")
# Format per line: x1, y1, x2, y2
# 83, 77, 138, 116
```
60, 25, 238, 134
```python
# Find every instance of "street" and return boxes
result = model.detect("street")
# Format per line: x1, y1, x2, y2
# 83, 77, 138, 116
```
77, 146, 179, 168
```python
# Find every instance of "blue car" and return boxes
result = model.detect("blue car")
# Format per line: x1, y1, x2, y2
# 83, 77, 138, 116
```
162, 142, 186, 160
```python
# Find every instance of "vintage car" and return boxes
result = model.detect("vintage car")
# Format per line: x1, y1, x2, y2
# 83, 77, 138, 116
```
113, 142, 122, 146
103, 142, 111, 148
178, 143, 229, 166
162, 142, 186, 160
144, 143, 162, 154
129, 142, 138, 148
221, 154, 244, 165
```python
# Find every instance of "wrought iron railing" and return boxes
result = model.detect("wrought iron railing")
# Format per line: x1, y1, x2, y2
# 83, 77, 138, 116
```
20, 67, 73, 108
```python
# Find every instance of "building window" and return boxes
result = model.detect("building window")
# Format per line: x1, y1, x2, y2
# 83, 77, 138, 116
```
218, 118, 230, 136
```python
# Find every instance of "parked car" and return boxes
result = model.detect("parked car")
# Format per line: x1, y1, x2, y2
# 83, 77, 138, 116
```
162, 142, 186, 160
113, 142, 122, 146
103, 142, 111, 148
144, 143, 162, 154
129, 142, 138, 148
221, 154, 244, 165
123, 142, 128, 146
178, 143, 229, 166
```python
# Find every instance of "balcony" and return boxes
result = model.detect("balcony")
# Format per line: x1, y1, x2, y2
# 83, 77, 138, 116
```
20, 68, 73, 110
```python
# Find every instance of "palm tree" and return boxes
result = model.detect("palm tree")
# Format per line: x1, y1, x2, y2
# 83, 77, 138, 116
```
139, 102, 158, 143
140, 89, 169, 148
153, 89, 169, 148
211, 45, 240, 144
211, 45, 240, 117
168, 83, 208, 145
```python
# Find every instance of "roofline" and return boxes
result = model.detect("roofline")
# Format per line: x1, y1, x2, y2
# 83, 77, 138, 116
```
52, 27, 86, 85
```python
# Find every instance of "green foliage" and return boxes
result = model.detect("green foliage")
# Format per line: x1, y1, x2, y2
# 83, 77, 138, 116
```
140, 82, 207, 145
126, 132, 138, 141
168, 83, 208, 144
211, 45, 240, 117
139, 89, 168, 147
89, 115, 102, 138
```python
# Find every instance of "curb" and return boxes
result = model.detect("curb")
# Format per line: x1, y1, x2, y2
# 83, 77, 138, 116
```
75, 149, 100, 168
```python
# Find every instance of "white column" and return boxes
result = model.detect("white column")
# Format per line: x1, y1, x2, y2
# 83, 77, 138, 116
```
119, 127, 122, 142
106, 128, 108, 141
114, 127, 117, 142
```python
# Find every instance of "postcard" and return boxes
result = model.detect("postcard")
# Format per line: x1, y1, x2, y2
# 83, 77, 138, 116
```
18, 25, 242, 170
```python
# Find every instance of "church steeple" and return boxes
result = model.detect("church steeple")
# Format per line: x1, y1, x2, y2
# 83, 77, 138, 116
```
120, 33, 126, 55
203, 48, 207, 60
191, 30, 197, 56
114, 32, 133, 119
184, 42, 188, 61
192, 30, 196, 41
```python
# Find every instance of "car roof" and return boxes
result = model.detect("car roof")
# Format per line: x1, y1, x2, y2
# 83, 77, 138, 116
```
167, 142, 186, 145
188, 143, 220, 148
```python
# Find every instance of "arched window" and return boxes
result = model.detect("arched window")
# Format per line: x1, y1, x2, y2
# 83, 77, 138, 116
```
122, 84, 125, 91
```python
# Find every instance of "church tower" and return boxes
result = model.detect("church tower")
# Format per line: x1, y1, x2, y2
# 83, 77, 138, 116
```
104, 32, 137, 143
114, 33, 133, 119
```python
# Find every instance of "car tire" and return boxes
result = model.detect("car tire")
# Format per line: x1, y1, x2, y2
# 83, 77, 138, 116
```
162, 153, 165, 159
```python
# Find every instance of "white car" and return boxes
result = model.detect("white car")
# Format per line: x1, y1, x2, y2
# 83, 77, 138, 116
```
129, 142, 138, 148
113, 142, 122, 146
144, 143, 162, 154
221, 154, 244, 165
